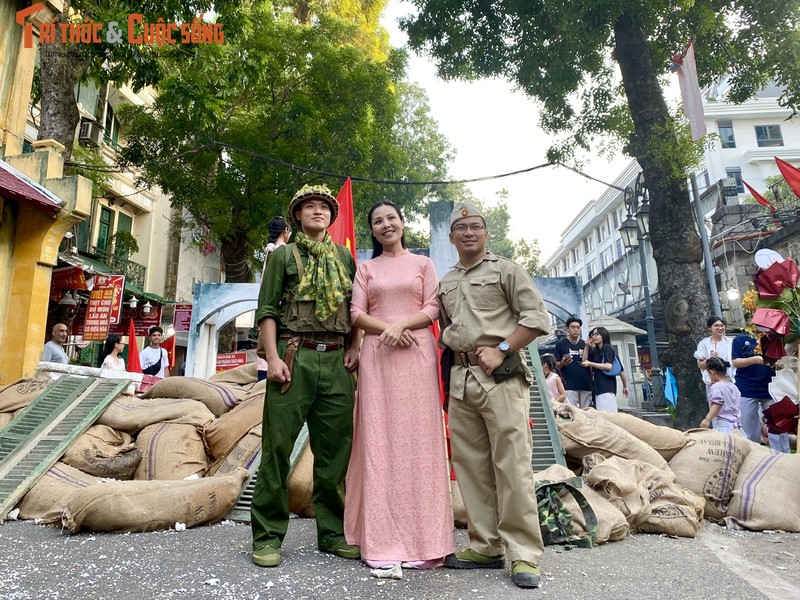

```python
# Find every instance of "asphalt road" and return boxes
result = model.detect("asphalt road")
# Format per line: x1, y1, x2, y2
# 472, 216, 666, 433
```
0, 518, 798, 600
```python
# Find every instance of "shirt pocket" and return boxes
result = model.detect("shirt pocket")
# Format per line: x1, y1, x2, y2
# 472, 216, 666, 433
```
439, 281, 459, 317
468, 275, 504, 311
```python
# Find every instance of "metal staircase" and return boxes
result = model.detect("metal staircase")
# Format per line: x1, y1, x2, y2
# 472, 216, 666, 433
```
0, 376, 129, 520
526, 341, 567, 471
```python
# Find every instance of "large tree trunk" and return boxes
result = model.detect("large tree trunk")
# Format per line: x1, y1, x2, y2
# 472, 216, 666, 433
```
37, 6, 91, 159
614, 12, 711, 430
217, 234, 254, 353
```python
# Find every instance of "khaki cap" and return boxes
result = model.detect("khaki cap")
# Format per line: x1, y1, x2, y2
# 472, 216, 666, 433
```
450, 201, 485, 228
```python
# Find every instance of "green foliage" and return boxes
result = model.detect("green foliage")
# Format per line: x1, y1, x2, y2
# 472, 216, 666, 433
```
108, 230, 140, 258
67, 145, 112, 197
514, 238, 547, 277
120, 1, 454, 279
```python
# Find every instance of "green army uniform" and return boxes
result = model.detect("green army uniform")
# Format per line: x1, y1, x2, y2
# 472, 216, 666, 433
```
250, 241, 356, 553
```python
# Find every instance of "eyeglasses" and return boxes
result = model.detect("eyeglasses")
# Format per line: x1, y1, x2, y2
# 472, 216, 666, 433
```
452, 223, 486, 233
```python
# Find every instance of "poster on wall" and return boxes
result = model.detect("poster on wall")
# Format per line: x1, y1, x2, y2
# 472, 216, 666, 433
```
173, 303, 193, 332
216, 352, 247, 372
94, 275, 126, 324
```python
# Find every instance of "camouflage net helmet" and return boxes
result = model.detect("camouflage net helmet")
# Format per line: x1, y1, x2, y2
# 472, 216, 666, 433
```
287, 184, 339, 230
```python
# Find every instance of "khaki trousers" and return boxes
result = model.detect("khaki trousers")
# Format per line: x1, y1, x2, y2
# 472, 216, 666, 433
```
448, 371, 544, 564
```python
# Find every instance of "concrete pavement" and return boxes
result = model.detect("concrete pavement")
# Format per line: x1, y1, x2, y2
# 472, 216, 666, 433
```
0, 518, 798, 599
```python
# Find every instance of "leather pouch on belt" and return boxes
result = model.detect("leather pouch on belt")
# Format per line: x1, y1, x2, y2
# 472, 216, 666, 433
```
492, 351, 525, 383
280, 336, 300, 393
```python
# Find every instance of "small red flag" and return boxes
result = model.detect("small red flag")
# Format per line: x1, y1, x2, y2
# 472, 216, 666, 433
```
775, 157, 800, 200
328, 177, 357, 262
743, 180, 776, 212
126, 318, 142, 373
161, 334, 176, 370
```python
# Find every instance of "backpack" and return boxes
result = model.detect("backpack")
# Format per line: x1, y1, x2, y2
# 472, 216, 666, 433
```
535, 477, 598, 549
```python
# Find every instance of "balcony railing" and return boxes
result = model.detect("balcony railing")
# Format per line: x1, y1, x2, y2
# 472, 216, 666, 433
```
90, 246, 146, 288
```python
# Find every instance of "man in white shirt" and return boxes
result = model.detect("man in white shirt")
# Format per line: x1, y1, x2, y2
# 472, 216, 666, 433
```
42, 323, 69, 364
139, 326, 170, 377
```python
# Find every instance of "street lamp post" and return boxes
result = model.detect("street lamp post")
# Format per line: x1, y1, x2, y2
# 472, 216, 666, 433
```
618, 172, 664, 408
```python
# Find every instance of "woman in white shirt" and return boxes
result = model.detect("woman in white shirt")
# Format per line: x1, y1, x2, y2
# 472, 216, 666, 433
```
694, 316, 733, 398
100, 334, 126, 372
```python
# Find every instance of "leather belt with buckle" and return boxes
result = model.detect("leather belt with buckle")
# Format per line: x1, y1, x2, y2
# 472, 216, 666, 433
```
454, 351, 480, 367
298, 340, 343, 352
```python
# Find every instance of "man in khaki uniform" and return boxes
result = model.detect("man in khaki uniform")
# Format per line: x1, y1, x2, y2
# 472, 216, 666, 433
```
437, 201, 550, 589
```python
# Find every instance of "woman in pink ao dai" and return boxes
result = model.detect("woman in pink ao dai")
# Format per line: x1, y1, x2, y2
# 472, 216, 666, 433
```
344, 201, 453, 577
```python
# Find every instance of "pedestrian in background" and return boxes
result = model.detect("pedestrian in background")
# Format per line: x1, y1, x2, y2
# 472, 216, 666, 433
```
554, 317, 592, 407
100, 334, 126, 372
344, 201, 453, 578
699, 356, 741, 433
694, 316, 733, 398
541, 354, 566, 402
42, 322, 69, 364
581, 326, 628, 412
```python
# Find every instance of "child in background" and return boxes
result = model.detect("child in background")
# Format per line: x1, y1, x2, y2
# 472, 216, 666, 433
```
541, 354, 566, 403
700, 356, 741, 433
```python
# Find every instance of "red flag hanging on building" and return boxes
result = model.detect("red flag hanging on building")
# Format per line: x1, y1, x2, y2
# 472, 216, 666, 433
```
328, 177, 357, 262
161, 334, 176, 371
126, 318, 142, 373
743, 180, 776, 213
673, 40, 707, 141
775, 157, 800, 199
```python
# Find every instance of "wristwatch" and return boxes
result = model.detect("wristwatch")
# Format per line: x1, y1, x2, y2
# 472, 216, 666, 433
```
498, 340, 511, 355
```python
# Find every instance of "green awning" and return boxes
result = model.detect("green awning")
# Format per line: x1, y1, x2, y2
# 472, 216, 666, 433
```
124, 281, 173, 305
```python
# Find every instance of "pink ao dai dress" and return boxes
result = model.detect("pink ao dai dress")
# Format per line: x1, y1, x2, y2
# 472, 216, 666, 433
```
344, 249, 454, 567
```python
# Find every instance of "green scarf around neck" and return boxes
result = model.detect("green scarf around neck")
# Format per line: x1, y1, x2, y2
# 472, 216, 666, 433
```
293, 231, 352, 321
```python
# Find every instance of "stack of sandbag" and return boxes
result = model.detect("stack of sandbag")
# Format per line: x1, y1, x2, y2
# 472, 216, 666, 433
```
134, 423, 208, 480
667, 429, 752, 521
553, 403, 674, 476
535, 463, 630, 544
16, 462, 101, 524
0, 377, 52, 431
209, 362, 259, 385
141, 377, 249, 417
583, 454, 704, 537
203, 380, 265, 468
591, 409, 689, 460
724, 443, 800, 532
98, 395, 215, 433
62, 468, 249, 533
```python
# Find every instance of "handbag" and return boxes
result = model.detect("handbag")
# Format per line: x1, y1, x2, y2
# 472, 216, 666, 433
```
602, 347, 623, 377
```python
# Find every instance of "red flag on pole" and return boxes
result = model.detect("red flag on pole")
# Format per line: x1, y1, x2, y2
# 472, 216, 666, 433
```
328, 177, 357, 262
673, 41, 707, 141
775, 157, 800, 199
743, 180, 776, 212
161, 334, 176, 371
126, 318, 142, 373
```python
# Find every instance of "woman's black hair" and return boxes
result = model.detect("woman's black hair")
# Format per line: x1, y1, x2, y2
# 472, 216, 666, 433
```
268, 216, 290, 244
541, 354, 557, 372
590, 326, 611, 346
706, 356, 730, 375
99, 334, 122, 366
706, 316, 726, 328
367, 201, 407, 259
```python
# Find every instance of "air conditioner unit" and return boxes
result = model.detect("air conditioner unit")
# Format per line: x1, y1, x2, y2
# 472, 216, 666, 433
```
78, 119, 103, 147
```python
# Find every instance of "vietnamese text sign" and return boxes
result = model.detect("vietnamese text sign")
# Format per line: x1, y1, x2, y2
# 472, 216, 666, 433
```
173, 303, 193, 332
95, 274, 125, 324
216, 352, 248, 372
83, 287, 115, 340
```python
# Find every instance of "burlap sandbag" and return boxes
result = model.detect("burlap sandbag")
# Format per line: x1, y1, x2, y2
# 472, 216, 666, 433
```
536, 463, 629, 543
0, 378, 52, 412
62, 424, 141, 479
208, 426, 262, 476
555, 403, 673, 475
451, 479, 469, 529
98, 396, 215, 434
17, 462, 100, 524
592, 410, 688, 460
142, 377, 247, 417
202, 385, 264, 461
134, 423, 209, 480
209, 362, 259, 385
288, 441, 315, 517
724, 445, 800, 532
637, 465, 705, 538
667, 429, 751, 521
584, 455, 653, 530
61, 468, 249, 533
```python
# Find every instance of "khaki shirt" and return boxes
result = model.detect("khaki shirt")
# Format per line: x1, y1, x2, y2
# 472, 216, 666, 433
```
437, 252, 550, 398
